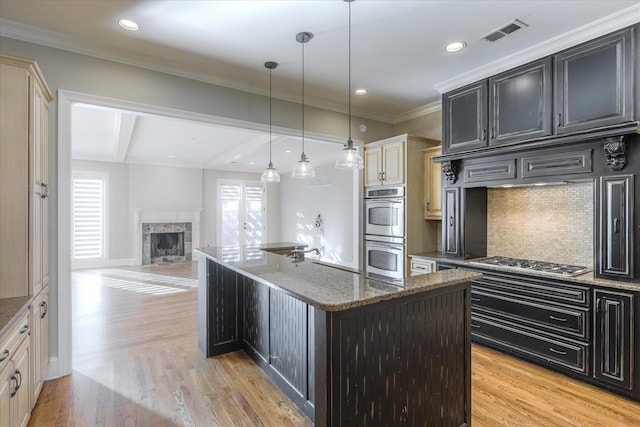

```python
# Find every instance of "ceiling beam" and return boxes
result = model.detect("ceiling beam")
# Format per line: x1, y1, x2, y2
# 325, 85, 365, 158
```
115, 112, 137, 163
203, 133, 270, 169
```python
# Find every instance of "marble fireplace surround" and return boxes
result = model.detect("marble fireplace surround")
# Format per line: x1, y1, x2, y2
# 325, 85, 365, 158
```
132, 208, 203, 265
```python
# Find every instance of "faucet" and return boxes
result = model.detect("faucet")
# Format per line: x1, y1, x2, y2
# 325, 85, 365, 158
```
289, 247, 322, 259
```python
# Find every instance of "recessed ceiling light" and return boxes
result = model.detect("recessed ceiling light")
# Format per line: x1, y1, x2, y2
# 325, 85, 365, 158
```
355, 89, 367, 95
285, 150, 292, 153
167, 155, 176, 158
118, 19, 139, 31
445, 41, 466, 52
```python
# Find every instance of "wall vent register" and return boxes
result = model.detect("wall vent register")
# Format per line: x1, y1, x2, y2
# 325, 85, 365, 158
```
471, 256, 591, 277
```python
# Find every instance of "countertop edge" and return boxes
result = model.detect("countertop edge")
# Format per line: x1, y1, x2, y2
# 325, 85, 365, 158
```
0, 296, 32, 339
195, 248, 482, 312
410, 253, 640, 292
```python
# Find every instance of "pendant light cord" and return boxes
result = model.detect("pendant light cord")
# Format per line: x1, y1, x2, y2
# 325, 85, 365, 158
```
269, 66, 273, 164
302, 39, 306, 156
348, 0, 352, 143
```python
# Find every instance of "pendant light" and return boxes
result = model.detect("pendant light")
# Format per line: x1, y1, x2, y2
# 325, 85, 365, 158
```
292, 31, 316, 179
261, 61, 281, 183
335, 0, 364, 170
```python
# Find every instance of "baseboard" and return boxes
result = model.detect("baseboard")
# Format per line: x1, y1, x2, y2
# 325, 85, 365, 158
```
72, 257, 139, 270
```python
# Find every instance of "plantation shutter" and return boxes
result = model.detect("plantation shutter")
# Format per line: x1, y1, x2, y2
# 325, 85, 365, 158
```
73, 177, 104, 259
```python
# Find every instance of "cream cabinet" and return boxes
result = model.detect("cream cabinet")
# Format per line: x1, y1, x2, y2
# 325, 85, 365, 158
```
364, 140, 404, 187
30, 287, 49, 406
0, 311, 31, 427
423, 146, 442, 220
0, 54, 52, 299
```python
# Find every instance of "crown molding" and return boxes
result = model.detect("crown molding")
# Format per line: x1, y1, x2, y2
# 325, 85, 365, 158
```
434, 3, 640, 94
393, 99, 442, 124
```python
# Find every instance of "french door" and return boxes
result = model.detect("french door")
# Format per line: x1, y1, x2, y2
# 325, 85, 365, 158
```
218, 181, 266, 259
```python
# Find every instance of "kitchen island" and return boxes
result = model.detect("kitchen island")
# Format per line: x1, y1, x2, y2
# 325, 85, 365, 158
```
195, 246, 482, 426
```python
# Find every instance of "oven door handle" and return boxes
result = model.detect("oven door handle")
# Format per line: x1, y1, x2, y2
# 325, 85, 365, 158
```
366, 199, 403, 205
367, 242, 404, 251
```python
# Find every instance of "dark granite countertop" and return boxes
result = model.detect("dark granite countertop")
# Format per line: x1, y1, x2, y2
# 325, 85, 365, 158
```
410, 252, 639, 292
0, 296, 31, 338
195, 246, 482, 312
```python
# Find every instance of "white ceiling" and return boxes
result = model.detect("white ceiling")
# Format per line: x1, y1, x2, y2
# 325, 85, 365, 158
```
2, 1, 639, 173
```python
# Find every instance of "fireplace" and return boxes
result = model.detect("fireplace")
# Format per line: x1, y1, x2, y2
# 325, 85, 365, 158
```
141, 222, 192, 265
151, 232, 185, 258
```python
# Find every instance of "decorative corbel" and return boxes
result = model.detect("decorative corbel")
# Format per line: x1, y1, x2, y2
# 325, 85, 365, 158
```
603, 136, 627, 171
442, 160, 458, 184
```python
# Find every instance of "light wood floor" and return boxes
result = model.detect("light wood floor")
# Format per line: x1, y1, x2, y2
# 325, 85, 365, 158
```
28, 263, 639, 426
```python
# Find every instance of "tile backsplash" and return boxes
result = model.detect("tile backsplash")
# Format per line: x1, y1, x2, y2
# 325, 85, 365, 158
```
486, 182, 593, 267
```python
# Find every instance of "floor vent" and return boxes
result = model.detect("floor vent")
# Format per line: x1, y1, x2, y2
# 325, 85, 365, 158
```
484, 19, 528, 42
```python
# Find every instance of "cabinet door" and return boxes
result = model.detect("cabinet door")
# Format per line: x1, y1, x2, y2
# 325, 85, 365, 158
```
0, 362, 12, 427
269, 289, 306, 395
594, 290, 633, 390
242, 278, 269, 361
381, 141, 404, 185
489, 58, 552, 145
364, 146, 383, 187
596, 175, 634, 279
443, 81, 488, 153
30, 288, 49, 406
443, 187, 461, 257
423, 147, 442, 220
13, 338, 30, 427
554, 28, 633, 134
205, 261, 242, 356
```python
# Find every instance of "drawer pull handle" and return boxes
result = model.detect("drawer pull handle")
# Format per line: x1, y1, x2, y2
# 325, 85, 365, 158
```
19, 325, 28, 334
549, 315, 568, 322
41, 301, 48, 318
549, 347, 567, 356
0, 350, 9, 362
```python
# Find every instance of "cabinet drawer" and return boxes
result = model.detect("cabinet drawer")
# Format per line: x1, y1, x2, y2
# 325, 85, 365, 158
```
471, 289, 589, 339
520, 149, 592, 179
463, 159, 516, 183
472, 273, 590, 307
410, 259, 435, 276
0, 310, 29, 370
471, 313, 589, 375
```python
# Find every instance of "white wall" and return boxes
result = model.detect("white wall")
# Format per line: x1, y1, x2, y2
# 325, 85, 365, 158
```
129, 164, 203, 210
279, 163, 358, 267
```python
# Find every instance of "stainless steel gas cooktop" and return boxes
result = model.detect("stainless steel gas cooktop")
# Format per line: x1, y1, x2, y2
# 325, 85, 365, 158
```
471, 256, 591, 277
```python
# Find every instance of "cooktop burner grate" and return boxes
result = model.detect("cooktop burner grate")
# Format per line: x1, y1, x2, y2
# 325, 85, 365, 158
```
471, 256, 591, 277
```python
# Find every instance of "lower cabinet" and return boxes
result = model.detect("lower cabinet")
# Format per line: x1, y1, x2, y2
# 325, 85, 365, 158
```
30, 287, 49, 406
441, 262, 640, 400
0, 311, 31, 427
593, 289, 634, 390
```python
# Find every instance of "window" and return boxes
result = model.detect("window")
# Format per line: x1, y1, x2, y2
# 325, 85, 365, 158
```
72, 173, 107, 260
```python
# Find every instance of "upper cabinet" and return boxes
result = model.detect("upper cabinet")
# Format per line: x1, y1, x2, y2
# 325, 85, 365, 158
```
554, 28, 634, 134
442, 81, 488, 153
423, 146, 442, 220
364, 140, 404, 186
0, 54, 53, 299
489, 58, 552, 145
442, 24, 637, 157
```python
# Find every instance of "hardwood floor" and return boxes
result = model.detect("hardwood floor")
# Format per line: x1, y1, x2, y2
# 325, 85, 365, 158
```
29, 263, 639, 426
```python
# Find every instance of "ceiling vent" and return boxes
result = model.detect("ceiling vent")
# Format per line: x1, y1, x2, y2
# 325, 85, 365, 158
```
484, 19, 528, 42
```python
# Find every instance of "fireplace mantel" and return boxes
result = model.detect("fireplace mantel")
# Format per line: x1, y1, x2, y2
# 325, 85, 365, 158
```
132, 208, 203, 265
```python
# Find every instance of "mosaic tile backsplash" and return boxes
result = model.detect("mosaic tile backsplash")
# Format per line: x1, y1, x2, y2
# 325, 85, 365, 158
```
486, 182, 593, 268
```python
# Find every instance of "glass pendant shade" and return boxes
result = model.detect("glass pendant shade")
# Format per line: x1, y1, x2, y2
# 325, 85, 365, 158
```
261, 161, 280, 182
336, 0, 363, 170
335, 139, 364, 169
291, 153, 315, 178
